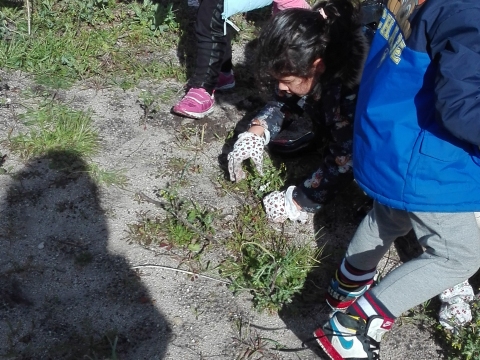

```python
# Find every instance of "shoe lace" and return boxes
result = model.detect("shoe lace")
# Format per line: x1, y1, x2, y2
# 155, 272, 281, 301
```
306, 326, 381, 360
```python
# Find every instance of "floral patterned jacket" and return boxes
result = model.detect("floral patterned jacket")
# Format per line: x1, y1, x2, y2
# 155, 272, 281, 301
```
250, 82, 358, 212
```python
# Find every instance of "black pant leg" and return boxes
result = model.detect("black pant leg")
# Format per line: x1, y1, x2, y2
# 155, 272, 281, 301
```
189, 0, 233, 93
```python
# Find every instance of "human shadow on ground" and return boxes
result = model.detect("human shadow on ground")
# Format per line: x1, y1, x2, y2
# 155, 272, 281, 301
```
0, 151, 171, 359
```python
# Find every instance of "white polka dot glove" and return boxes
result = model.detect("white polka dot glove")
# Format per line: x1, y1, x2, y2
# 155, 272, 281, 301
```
263, 186, 308, 223
227, 132, 266, 182
438, 280, 475, 332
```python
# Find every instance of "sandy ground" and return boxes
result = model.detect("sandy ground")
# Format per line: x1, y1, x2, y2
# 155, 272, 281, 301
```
0, 55, 446, 360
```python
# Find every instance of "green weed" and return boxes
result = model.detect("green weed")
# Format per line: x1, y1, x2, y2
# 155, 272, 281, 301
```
247, 157, 286, 199
219, 154, 286, 200
128, 188, 216, 254
219, 204, 320, 312
126, 212, 164, 248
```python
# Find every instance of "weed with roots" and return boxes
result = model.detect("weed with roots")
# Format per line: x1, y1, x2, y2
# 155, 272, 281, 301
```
219, 204, 321, 312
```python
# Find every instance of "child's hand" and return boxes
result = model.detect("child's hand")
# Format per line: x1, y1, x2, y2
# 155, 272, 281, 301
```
227, 132, 265, 182
263, 186, 308, 223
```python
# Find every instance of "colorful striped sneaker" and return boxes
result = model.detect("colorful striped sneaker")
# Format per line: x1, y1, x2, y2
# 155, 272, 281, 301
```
314, 312, 392, 360
326, 278, 373, 312
172, 87, 214, 119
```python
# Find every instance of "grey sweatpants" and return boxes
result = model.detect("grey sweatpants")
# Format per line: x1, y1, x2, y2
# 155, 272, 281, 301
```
346, 201, 480, 318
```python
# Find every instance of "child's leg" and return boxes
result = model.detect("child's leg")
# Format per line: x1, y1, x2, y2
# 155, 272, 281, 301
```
365, 210, 480, 318
323, 201, 412, 310
190, 0, 232, 93
345, 201, 413, 270
315, 207, 480, 360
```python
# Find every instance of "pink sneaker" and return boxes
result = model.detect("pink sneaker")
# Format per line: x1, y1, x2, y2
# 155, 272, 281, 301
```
215, 71, 235, 90
172, 87, 214, 119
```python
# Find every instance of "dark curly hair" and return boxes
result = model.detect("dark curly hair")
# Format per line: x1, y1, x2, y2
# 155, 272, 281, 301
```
255, 0, 367, 95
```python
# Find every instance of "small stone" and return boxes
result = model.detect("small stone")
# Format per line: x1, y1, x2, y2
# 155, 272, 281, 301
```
38, 242, 45, 249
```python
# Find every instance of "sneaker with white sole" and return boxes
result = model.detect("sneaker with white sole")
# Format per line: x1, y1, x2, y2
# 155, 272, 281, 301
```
172, 87, 214, 119
314, 312, 392, 360
215, 71, 235, 90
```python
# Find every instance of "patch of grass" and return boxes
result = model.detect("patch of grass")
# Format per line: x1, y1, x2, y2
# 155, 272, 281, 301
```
8, 102, 99, 159
6, 100, 126, 186
0, 0, 187, 88
219, 204, 321, 312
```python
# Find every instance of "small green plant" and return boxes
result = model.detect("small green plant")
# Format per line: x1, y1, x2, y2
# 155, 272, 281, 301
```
400, 297, 438, 328
126, 212, 164, 247
138, 90, 157, 124
219, 204, 320, 312
247, 157, 286, 199
218, 154, 287, 200
128, 188, 216, 254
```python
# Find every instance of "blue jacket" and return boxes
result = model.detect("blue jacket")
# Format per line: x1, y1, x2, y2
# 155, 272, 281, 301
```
354, 0, 480, 212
